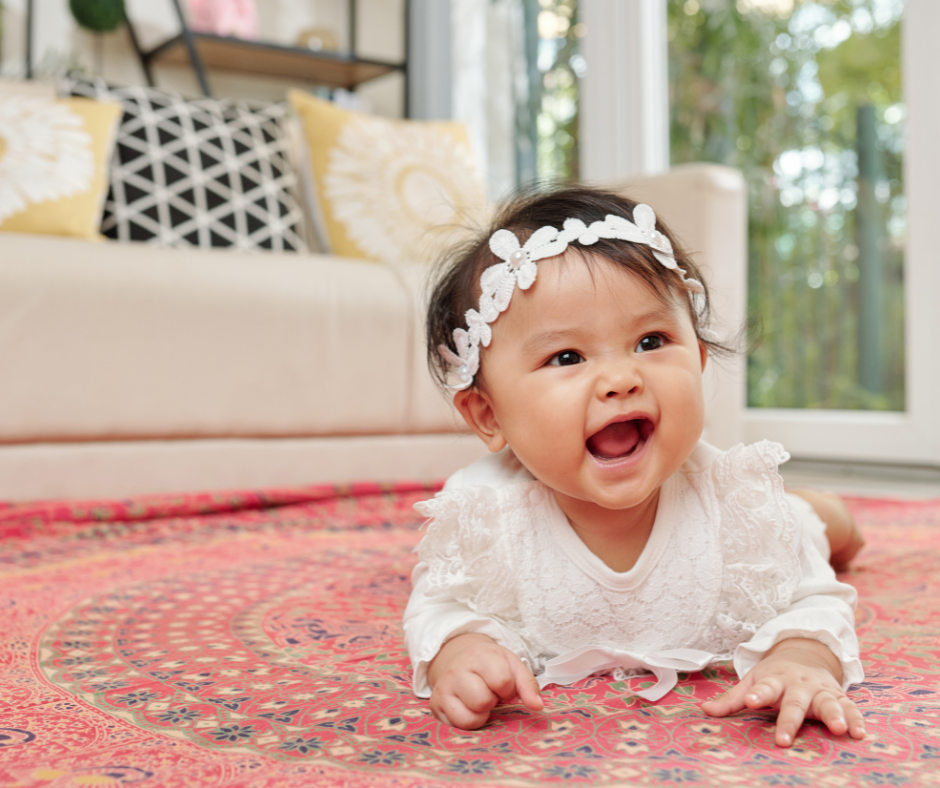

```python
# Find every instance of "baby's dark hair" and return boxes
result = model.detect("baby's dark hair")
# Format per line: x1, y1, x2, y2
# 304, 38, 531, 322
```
426, 184, 726, 389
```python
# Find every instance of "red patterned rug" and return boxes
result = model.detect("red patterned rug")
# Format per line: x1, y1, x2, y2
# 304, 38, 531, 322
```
1, 484, 938, 787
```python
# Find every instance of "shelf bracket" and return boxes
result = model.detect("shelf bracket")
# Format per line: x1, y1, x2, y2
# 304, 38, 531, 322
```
25, 0, 34, 78
124, 12, 156, 86
169, 0, 213, 97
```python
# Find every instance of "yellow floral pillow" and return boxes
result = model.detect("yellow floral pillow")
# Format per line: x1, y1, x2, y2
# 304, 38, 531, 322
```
0, 92, 121, 239
288, 90, 488, 266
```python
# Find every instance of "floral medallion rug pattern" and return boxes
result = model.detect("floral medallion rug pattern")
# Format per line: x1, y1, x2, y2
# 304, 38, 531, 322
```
0, 484, 938, 787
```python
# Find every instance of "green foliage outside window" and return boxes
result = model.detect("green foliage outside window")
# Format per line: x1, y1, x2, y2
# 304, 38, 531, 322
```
669, 0, 905, 411
522, 0, 583, 184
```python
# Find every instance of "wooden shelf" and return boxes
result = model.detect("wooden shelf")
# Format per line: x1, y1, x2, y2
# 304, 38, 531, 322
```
148, 34, 403, 90
124, 0, 408, 107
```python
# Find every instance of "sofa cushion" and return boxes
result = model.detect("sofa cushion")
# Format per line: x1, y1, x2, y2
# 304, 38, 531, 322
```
288, 90, 487, 266
0, 234, 411, 442
0, 88, 121, 239
60, 73, 307, 253
390, 262, 468, 434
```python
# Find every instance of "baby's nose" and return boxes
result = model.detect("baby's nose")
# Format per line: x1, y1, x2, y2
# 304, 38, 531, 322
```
601, 361, 642, 397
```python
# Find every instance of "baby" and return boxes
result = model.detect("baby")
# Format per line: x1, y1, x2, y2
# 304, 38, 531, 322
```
404, 186, 866, 748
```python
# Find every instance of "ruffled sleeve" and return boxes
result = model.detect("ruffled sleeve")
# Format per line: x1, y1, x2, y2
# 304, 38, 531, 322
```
691, 440, 863, 689
414, 488, 519, 616
403, 484, 533, 698
694, 440, 804, 654
732, 532, 864, 690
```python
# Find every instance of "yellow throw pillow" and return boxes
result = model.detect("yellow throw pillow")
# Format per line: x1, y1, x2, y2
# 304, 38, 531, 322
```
0, 94, 121, 239
288, 90, 488, 266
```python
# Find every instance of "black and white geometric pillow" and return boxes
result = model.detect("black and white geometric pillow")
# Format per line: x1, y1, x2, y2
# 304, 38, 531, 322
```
60, 73, 307, 252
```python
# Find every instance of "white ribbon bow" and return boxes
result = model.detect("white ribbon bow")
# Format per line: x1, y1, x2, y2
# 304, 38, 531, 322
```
537, 646, 716, 702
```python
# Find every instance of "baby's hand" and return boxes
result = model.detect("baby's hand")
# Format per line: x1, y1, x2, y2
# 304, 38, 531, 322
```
427, 633, 543, 729
701, 637, 866, 747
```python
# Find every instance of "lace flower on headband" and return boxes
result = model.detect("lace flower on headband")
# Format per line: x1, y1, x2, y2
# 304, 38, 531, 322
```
439, 204, 706, 391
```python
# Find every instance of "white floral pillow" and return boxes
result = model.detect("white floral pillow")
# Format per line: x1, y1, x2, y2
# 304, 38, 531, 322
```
0, 81, 121, 239
288, 90, 488, 266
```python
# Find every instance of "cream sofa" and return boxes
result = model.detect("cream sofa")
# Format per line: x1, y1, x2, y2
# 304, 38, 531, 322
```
0, 164, 746, 501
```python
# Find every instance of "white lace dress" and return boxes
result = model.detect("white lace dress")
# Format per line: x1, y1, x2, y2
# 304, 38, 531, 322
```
403, 440, 864, 699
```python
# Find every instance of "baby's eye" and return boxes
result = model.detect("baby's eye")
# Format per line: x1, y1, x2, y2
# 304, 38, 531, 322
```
548, 350, 585, 367
636, 335, 664, 353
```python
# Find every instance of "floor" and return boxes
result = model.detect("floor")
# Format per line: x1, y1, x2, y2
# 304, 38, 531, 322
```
4, 484, 937, 787
780, 458, 940, 499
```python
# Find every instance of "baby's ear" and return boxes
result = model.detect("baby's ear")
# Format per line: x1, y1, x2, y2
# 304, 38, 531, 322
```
453, 388, 508, 453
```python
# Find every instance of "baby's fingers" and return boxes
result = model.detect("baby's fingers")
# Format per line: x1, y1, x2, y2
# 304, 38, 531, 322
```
814, 691, 849, 736
471, 651, 542, 713
475, 658, 524, 706
845, 699, 867, 740
775, 687, 813, 747
432, 694, 489, 730
744, 676, 785, 710
431, 674, 497, 730
701, 676, 754, 717
813, 692, 867, 740
506, 654, 544, 712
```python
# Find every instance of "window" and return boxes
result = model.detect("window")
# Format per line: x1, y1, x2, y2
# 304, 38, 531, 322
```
555, 0, 937, 463
518, 0, 583, 184
669, 0, 906, 412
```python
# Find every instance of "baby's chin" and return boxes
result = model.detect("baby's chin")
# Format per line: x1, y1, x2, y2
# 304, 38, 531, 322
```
549, 474, 664, 515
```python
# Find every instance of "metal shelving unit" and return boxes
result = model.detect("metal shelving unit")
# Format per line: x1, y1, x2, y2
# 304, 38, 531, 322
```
25, 0, 408, 106
127, 0, 407, 99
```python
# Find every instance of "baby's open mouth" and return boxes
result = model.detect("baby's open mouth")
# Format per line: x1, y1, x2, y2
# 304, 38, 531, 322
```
586, 418, 654, 460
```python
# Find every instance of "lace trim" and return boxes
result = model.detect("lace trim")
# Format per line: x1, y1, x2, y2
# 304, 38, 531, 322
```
693, 440, 803, 654
415, 440, 803, 661
415, 485, 528, 622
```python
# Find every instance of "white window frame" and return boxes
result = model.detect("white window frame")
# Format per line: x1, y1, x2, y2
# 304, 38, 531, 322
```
580, 0, 670, 181
580, 0, 940, 466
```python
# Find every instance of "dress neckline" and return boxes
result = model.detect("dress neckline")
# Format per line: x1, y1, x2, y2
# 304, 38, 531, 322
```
540, 474, 680, 592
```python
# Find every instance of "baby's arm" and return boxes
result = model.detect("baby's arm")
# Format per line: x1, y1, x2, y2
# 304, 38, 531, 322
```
701, 501, 865, 747
702, 637, 865, 746
404, 561, 542, 728
427, 633, 543, 729
406, 458, 547, 728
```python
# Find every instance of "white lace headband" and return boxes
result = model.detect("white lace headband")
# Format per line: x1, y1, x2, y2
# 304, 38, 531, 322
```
439, 204, 707, 391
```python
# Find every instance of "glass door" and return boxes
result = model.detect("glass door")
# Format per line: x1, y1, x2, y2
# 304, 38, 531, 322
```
667, 0, 939, 464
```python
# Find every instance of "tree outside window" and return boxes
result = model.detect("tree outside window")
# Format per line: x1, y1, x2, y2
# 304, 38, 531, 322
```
519, 0, 583, 184
670, 0, 905, 411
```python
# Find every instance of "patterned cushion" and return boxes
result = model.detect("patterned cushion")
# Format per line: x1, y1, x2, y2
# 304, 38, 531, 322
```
60, 74, 307, 252
0, 82, 122, 239
288, 90, 487, 266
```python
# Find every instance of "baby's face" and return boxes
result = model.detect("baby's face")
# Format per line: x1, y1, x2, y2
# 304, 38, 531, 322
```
469, 251, 706, 513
